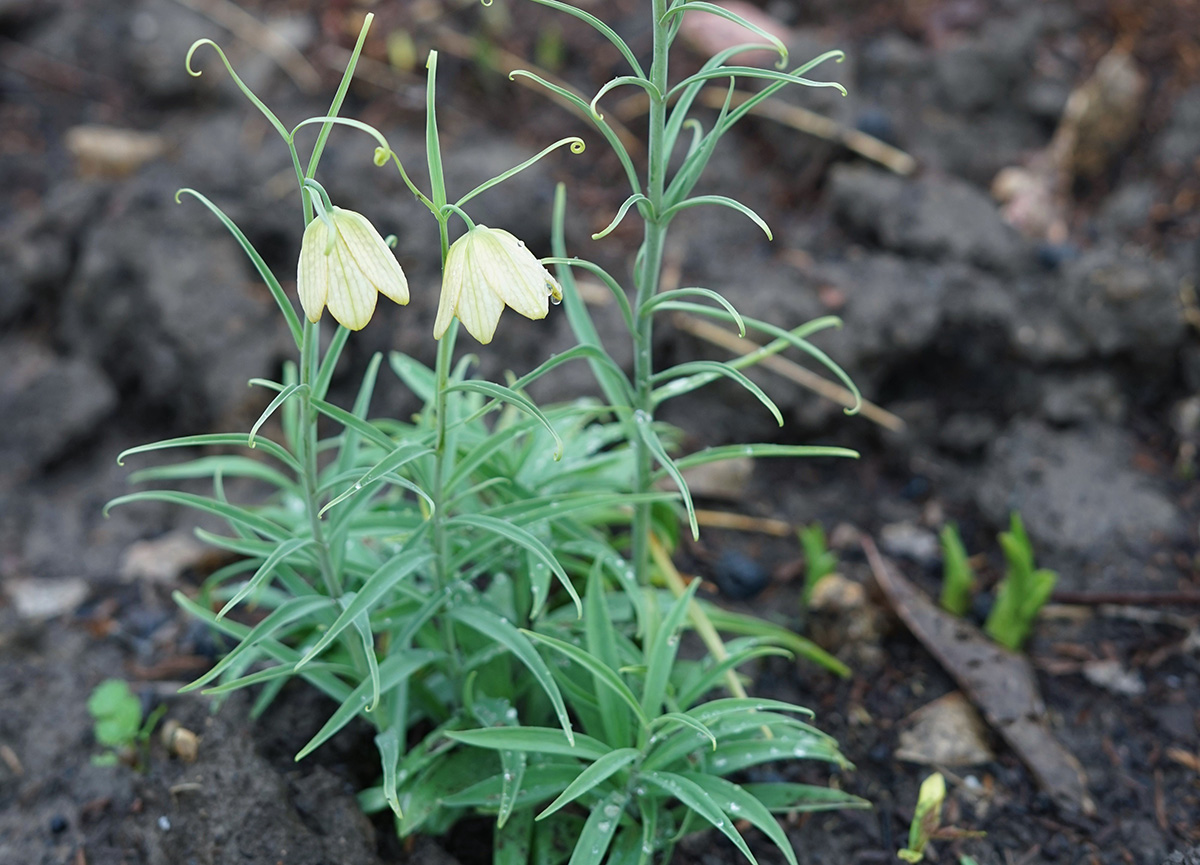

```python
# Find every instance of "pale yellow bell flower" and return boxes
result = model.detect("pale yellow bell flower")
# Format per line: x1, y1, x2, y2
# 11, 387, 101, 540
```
434, 225, 563, 345
298, 207, 409, 331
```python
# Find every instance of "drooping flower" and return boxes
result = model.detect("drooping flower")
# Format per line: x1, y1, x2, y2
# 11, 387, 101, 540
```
434, 225, 563, 345
298, 206, 409, 331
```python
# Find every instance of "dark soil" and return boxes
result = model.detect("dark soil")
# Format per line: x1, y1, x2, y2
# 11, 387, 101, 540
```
2, 0, 1199, 863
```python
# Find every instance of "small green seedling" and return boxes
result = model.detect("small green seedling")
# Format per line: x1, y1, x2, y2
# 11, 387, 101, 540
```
938, 524, 974, 616
898, 772, 945, 863
984, 512, 1058, 650
87, 679, 166, 767
799, 522, 838, 605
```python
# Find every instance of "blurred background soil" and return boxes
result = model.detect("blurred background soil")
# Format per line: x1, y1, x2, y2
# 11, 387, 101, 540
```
1, 0, 1198, 862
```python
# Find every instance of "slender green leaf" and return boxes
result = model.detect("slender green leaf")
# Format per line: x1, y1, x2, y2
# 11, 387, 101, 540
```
451, 607, 574, 742
566, 792, 628, 865
453, 515, 580, 616
661, 195, 772, 240
106, 491, 289, 541
117, 433, 300, 474
175, 188, 302, 348
641, 578, 701, 716
181, 595, 333, 692
297, 551, 433, 667
447, 728, 608, 761
652, 360, 782, 425
679, 773, 798, 865
295, 649, 443, 760
536, 748, 639, 821
525, 630, 647, 728
643, 771, 756, 864
642, 288, 744, 335
248, 383, 305, 448
447, 381, 563, 459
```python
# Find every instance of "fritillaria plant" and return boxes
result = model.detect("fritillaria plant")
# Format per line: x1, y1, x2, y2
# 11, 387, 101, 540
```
110, 5, 869, 864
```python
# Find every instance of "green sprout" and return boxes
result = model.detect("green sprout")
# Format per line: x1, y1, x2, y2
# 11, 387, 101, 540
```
984, 512, 1058, 650
799, 522, 838, 606
87, 679, 165, 767
938, 524, 974, 617
898, 772, 945, 863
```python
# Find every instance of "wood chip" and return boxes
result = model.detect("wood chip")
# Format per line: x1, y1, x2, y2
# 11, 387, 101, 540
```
862, 535, 1096, 815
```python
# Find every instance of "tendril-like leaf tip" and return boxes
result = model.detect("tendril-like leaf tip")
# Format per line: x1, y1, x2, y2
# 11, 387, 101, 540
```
569, 138, 585, 154
480, 0, 494, 6
373, 146, 390, 167
184, 39, 213, 77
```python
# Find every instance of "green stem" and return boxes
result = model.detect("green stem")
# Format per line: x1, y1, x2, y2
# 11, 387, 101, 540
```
297, 319, 341, 600
631, 0, 672, 588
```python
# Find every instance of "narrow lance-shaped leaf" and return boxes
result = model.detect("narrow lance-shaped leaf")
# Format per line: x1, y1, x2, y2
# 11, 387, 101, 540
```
117, 433, 301, 475
376, 725, 404, 818
634, 415, 698, 540
449, 606, 574, 743
447, 727, 609, 760
566, 792, 628, 865
446, 381, 564, 459
652, 360, 782, 425
537, 748, 639, 820
248, 382, 306, 448
452, 515, 580, 617
175, 188, 303, 348
642, 771, 757, 865
523, 629, 647, 728
217, 537, 317, 619
296, 550, 433, 667
294, 649, 443, 760
105, 491, 290, 542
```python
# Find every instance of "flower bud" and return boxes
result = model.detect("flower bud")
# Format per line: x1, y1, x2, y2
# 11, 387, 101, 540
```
434, 225, 562, 344
298, 207, 409, 331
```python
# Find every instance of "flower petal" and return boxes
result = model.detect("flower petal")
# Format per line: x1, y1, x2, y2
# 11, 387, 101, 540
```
434, 233, 469, 340
479, 228, 549, 321
456, 239, 505, 344
326, 238, 377, 331
298, 218, 330, 323
334, 207, 409, 306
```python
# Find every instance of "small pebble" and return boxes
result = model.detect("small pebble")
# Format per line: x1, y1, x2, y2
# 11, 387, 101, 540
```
49, 814, 68, 834
157, 815, 170, 831
712, 549, 770, 601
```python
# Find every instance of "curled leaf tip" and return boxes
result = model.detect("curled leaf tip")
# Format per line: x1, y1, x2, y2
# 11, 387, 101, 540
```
568, 137, 586, 154
373, 146, 390, 167
184, 39, 215, 77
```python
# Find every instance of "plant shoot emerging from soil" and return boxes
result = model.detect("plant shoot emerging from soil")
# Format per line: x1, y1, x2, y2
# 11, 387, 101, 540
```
109, 4, 869, 863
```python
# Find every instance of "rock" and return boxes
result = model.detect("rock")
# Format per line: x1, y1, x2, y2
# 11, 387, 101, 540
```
976, 420, 1184, 565
1155, 85, 1200, 173
828, 165, 1030, 273
933, 12, 1042, 114
895, 691, 995, 767
0, 339, 117, 484
1162, 848, 1200, 865
1059, 248, 1185, 364
118, 530, 211, 584
880, 521, 940, 568
711, 549, 771, 601
65, 126, 166, 178
59, 183, 284, 428
4, 577, 90, 620
1095, 181, 1157, 238
0, 182, 109, 326
1082, 659, 1145, 697
817, 254, 947, 372
1038, 372, 1126, 425
680, 456, 753, 501
938, 413, 1000, 456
